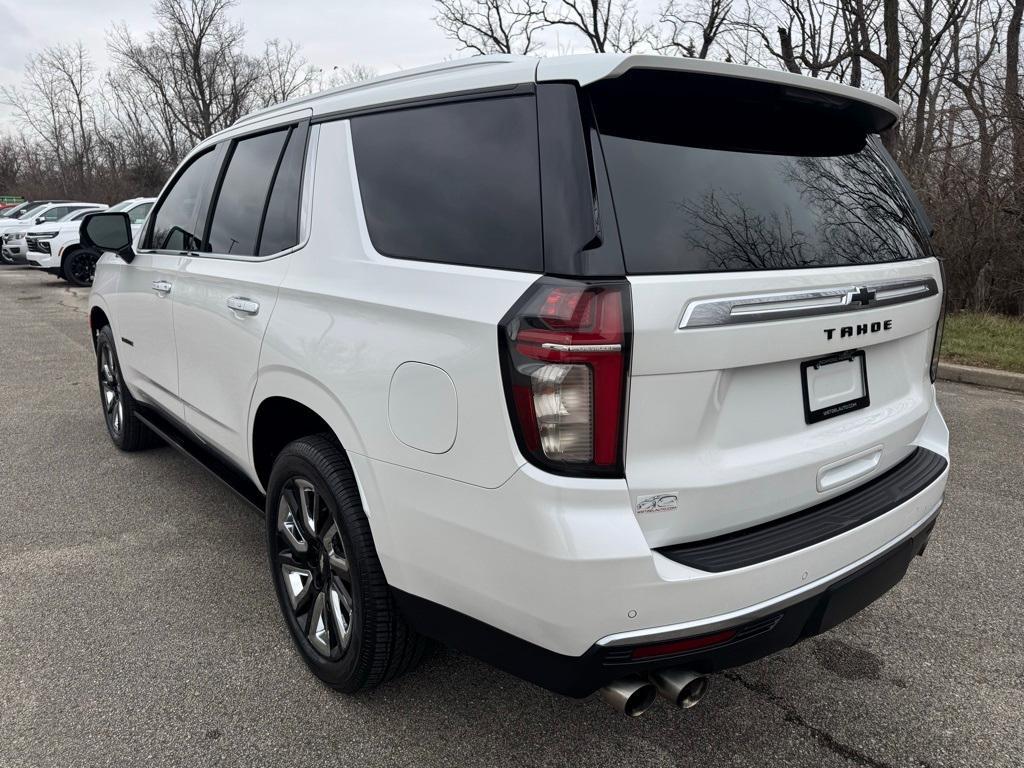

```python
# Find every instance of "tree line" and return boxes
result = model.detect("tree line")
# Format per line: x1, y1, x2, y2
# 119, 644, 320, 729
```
0, 0, 372, 207
1, 0, 1021, 315
436, 0, 1024, 315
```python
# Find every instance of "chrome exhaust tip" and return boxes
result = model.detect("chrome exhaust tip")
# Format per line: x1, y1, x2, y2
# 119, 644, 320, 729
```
599, 678, 658, 717
650, 669, 711, 709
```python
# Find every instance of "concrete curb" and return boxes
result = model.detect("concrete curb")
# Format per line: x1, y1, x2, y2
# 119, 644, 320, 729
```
938, 362, 1024, 393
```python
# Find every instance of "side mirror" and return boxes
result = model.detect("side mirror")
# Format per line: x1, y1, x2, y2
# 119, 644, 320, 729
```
34, 216, 45, 225
81, 212, 135, 263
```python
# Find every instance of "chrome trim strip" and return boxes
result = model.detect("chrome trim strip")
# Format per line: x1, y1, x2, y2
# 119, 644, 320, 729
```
679, 278, 939, 329
540, 343, 622, 353
596, 500, 942, 648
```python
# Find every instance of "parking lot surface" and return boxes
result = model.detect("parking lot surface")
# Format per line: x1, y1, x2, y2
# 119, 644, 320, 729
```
0, 265, 1021, 767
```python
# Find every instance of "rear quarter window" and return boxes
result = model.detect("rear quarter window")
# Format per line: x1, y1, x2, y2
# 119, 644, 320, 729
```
350, 94, 543, 272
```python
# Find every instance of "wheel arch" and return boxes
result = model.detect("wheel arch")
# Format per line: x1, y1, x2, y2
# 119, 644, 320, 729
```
88, 300, 112, 348
59, 242, 83, 269
249, 369, 367, 491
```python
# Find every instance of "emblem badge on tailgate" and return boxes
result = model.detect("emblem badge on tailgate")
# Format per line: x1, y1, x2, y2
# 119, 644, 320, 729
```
635, 493, 679, 513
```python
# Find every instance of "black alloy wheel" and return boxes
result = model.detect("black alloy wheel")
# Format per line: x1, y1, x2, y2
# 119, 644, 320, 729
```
98, 336, 125, 439
94, 325, 160, 451
266, 436, 428, 692
65, 248, 99, 286
274, 475, 355, 661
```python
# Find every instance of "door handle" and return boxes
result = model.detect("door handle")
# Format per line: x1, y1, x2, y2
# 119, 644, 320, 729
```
227, 296, 260, 315
151, 280, 172, 295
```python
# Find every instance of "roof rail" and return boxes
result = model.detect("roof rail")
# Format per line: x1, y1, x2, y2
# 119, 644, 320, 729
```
232, 55, 524, 129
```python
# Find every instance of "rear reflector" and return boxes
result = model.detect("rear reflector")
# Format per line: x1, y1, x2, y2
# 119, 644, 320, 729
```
630, 629, 737, 660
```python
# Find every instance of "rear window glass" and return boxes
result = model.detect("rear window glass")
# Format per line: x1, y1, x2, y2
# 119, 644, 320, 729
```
590, 70, 927, 274
350, 95, 543, 272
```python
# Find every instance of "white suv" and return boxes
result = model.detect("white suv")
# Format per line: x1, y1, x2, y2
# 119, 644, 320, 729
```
27, 198, 154, 285
1, 202, 104, 264
84, 55, 949, 716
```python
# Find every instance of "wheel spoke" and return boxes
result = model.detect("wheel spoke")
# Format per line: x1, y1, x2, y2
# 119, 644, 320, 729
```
294, 478, 320, 537
306, 591, 332, 656
277, 490, 308, 554
321, 522, 350, 578
280, 563, 314, 610
328, 578, 353, 652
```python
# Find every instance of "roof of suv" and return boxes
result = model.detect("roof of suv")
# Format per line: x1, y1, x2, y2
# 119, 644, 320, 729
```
227, 53, 900, 141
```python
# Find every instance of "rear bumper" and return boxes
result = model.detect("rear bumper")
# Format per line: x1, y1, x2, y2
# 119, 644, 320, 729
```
358, 400, 948, 689
394, 504, 939, 697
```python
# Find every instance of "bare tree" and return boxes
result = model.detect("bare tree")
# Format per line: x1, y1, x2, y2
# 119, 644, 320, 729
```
657, 0, 733, 59
542, 0, 654, 52
109, 0, 263, 144
261, 39, 316, 107
1007, 0, 1024, 202
435, 0, 545, 54
1, 43, 97, 195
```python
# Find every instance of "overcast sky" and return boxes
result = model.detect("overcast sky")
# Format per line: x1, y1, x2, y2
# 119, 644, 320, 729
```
0, 0, 662, 126
0, 0, 456, 125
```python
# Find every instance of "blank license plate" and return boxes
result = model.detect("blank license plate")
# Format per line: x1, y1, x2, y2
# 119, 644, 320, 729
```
801, 350, 870, 424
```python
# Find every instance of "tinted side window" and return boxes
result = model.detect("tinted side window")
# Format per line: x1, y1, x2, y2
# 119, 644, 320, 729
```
127, 202, 153, 225
40, 206, 71, 222
150, 150, 220, 251
206, 130, 288, 256
258, 123, 308, 256
351, 95, 542, 271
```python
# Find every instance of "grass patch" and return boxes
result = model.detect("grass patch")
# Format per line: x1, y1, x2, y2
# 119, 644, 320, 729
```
940, 312, 1024, 374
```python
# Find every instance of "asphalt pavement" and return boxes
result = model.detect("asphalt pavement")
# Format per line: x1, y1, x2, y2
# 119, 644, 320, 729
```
0, 264, 1021, 767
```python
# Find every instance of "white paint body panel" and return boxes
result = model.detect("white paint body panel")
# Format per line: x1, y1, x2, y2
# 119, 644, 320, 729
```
389, 363, 458, 454
625, 259, 944, 547
89, 53, 948, 660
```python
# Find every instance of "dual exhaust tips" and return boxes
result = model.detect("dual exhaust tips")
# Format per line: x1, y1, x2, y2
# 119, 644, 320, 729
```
600, 670, 711, 717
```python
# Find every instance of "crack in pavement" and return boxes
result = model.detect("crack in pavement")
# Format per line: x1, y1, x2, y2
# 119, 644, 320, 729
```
723, 671, 929, 768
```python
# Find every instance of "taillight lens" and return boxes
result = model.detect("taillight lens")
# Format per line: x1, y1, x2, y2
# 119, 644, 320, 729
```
498, 278, 631, 477
930, 259, 948, 382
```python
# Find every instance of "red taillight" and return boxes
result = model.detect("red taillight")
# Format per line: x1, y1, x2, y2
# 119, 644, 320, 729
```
498, 279, 631, 477
630, 629, 737, 660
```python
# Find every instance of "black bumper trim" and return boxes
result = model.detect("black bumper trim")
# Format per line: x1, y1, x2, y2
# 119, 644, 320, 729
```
656, 447, 947, 573
393, 508, 938, 698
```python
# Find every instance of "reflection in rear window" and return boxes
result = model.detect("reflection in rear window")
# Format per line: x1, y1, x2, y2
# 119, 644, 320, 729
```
590, 71, 928, 274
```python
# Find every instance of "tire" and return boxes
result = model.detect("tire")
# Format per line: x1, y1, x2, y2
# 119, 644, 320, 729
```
95, 326, 161, 451
62, 247, 99, 286
266, 434, 428, 692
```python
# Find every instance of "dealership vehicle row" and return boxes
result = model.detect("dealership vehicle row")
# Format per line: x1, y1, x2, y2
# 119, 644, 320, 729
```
0, 197, 154, 285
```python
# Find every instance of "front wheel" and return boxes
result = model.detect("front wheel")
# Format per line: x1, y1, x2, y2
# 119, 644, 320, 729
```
63, 248, 99, 286
95, 326, 160, 451
266, 435, 428, 692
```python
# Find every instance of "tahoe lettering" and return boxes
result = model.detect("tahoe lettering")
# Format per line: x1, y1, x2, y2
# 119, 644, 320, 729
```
824, 319, 893, 340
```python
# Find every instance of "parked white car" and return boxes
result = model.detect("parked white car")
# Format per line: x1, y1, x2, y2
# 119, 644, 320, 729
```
2, 202, 106, 264
26, 198, 154, 285
84, 55, 949, 716
0, 201, 83, 263
8, 205, 106, 267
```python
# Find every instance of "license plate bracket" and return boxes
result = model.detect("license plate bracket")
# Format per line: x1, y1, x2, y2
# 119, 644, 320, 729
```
801, 349, 870, 424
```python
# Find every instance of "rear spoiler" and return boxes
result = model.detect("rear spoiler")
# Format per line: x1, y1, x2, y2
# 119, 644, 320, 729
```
537, 54, 900, 134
